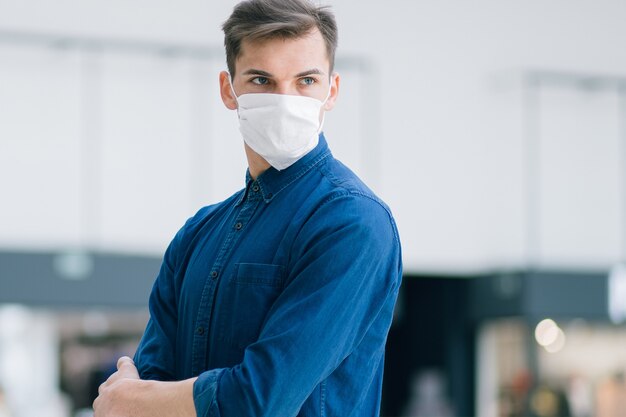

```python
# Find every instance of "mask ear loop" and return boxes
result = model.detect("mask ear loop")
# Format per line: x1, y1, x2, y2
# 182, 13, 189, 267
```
318, 75, 334, 133
322, 75, 334, 105
227, 73, 239, 102
227, 73, 244, 120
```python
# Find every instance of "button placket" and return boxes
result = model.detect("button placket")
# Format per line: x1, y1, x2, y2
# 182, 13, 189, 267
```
191, 192, 261, 374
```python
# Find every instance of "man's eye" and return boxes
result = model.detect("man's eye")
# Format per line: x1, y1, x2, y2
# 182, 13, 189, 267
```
251, 77, 269, 85
300, 77, 316, 86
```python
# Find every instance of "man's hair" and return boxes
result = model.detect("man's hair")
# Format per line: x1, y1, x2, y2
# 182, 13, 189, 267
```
222, 0, 338, 78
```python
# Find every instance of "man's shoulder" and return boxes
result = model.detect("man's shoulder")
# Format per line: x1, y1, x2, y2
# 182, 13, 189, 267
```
293, 157, 402, 277
176, 190, 243, 241
306, 156, 399, 244
164, 190, 244, 268
315, 156, 392, 216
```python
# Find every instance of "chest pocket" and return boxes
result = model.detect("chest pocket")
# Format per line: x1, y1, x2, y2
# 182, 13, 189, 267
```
218, 263, 285, 351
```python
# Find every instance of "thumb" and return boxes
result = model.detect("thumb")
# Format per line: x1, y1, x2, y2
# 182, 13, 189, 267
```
116, 356, 140, 379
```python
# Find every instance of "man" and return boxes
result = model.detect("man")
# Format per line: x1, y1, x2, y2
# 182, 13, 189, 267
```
93, 0, 402, 415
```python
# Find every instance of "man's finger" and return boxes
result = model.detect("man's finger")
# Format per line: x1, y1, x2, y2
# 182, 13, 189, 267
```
117, 356, 134, 369
116, 356, 140, 379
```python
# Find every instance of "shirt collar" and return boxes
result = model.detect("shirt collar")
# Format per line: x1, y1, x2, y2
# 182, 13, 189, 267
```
237, 133, 332, 206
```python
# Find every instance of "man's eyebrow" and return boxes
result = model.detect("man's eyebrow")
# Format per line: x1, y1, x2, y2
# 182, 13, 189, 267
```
241, 68, 326, 78
242, 69, 273, 77
295, 68, 326, 77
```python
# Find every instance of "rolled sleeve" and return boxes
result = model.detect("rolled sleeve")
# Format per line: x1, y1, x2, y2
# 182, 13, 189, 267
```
194, 368, 226, 417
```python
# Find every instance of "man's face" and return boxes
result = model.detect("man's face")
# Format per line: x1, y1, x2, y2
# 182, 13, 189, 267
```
220, 28, 339, 112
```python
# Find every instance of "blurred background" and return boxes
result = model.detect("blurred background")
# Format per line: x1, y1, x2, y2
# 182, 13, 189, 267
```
1, 0, 626, 416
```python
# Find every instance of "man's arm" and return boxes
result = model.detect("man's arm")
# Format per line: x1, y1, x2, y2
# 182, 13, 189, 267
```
93, 357, 196, 417
92, 221, 195, 417
133, 222, 187, 381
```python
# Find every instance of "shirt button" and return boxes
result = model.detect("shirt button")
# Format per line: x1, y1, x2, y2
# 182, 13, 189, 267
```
210, 270, 218, 279
196, 327, 204, 335
252, 185, 260, 192
235, 222, 243, 230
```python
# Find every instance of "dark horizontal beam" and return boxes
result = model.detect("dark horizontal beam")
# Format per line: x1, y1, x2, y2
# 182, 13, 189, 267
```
0, 250, 161, 308
470, 270, 610, 322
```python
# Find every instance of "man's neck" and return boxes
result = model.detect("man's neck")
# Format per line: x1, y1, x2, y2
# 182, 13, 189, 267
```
244, 143, 271, 180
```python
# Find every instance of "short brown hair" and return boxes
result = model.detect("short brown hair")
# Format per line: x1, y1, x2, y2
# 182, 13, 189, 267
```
222, 0, 338, 78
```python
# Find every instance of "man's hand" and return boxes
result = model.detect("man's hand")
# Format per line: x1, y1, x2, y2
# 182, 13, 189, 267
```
93, 356, 197, 417
93, 356, 142, 417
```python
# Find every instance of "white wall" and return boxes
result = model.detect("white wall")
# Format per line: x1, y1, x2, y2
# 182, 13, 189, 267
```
332, 0, 626, 272
1, 0, 625, 273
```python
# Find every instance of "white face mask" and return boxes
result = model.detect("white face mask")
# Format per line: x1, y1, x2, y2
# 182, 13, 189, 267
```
229, 76, 330, 171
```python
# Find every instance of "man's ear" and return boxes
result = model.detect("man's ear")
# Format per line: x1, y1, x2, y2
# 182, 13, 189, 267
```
219, 71, 238, 110
323, 72, 340, 111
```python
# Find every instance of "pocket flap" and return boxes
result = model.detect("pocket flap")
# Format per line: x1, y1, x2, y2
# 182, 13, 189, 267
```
234, 263, 284, 286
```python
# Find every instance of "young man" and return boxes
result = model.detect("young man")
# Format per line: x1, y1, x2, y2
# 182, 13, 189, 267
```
93, 0, 402, 416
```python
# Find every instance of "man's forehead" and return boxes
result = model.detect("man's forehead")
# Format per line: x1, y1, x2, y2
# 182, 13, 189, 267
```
235, 29, 330, 75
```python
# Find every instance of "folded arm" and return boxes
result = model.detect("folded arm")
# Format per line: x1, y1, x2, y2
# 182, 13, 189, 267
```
97, 194, 401, 417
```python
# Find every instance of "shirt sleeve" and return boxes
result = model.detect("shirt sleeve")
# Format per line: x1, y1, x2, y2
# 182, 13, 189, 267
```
193, 193, 402, 417
133, 225, 185, 381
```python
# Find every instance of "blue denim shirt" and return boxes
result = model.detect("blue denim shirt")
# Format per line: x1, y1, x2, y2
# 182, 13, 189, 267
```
133, 134, 402, 417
